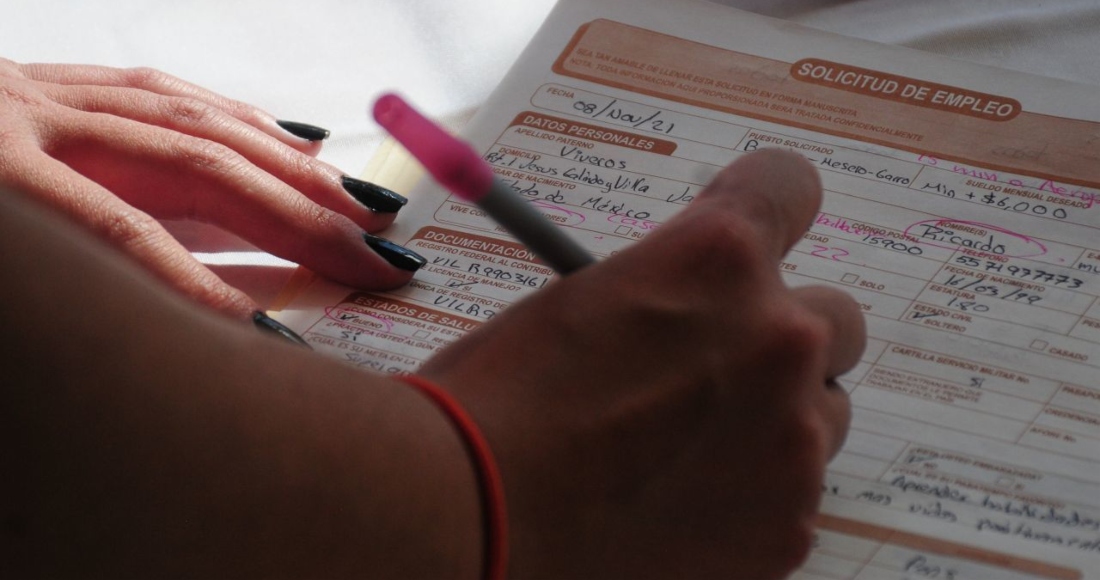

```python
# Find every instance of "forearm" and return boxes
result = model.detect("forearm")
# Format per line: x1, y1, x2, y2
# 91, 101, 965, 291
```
0, 191, 481, 578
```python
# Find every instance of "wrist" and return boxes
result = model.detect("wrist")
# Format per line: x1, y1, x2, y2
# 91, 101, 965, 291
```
397, 374, 509, 580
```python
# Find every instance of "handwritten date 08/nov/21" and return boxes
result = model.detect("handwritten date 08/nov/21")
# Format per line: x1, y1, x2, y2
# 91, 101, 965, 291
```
572, 98, 676, 134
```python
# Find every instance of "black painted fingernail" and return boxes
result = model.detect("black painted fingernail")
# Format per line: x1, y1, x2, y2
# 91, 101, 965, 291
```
276, 120, 330, 141
363, 233, 427, 272
253, 311, 313, 349
342, 176, 408, 213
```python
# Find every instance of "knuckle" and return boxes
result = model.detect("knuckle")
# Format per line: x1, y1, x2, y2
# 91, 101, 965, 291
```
676, 213, 765, 274
765, 307, 829, 361
99, 210, 163, 253
123, 66, 177, 92
222, 98, 264, 123
162, 97, 217, 127
4, 59, 31, 79
194, 277, 254, 316
0, 82, 45, 108
303, 201, 342, 232
177, 137, 246, 175
286, 149, 322, 180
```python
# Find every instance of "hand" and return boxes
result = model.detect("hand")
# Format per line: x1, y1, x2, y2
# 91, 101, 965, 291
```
0, 58, 420, 318
420, 150, 866, 579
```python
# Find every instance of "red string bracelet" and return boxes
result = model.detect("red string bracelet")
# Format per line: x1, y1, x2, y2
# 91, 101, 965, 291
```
397, 374, 508, 580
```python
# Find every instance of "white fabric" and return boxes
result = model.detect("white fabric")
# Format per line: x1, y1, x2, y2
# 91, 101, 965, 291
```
733, 0, 1100, 85
1, 0, 1096, 305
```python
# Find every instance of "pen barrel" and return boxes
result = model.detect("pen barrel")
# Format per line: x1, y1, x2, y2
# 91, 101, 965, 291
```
479, 180, 595, 275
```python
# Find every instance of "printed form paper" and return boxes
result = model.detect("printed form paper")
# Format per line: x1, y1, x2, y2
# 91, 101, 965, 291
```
276, 0, 1100, 576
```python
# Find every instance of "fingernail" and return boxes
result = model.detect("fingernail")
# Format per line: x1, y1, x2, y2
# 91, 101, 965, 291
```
342, 176, 408, 213
363, 233, 427, 272
253, 311, 313, 349
276, 120, 330, 141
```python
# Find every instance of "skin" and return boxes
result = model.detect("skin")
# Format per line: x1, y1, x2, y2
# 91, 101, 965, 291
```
0, 61, 865, 578
420, 149, 863, 578
0, 58, 414, 319
0, 189, 483, 578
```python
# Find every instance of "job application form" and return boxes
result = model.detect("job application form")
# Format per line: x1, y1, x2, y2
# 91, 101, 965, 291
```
277, 0, 1100, 576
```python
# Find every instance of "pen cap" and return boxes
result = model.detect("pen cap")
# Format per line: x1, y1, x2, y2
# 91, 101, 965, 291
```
372, 93, 495, 202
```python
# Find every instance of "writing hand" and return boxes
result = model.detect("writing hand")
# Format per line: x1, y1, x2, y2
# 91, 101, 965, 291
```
0, 58, 420, 318
420, 149, 866, 579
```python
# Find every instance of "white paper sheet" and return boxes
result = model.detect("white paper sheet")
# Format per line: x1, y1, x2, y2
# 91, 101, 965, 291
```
277, 0, 1100, 576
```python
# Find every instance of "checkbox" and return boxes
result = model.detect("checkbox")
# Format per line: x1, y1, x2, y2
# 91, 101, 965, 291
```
615, 226, 632, 235
841, 273, 860, 284
414, 330, 430, 339
1030, 339, 1048, 350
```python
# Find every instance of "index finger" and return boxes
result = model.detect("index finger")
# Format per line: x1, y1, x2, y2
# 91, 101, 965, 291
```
17, 62, 315, 153
677, 148, 822, 263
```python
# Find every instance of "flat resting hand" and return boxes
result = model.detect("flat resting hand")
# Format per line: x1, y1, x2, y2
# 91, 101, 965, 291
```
420, 149, 866, 579
0, 58, 421, 318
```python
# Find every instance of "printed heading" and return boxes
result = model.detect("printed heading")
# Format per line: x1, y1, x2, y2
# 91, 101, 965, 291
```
792, 59, 1021, 121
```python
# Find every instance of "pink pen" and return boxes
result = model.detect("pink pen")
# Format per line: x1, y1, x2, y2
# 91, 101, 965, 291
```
373, 93, 594, 274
